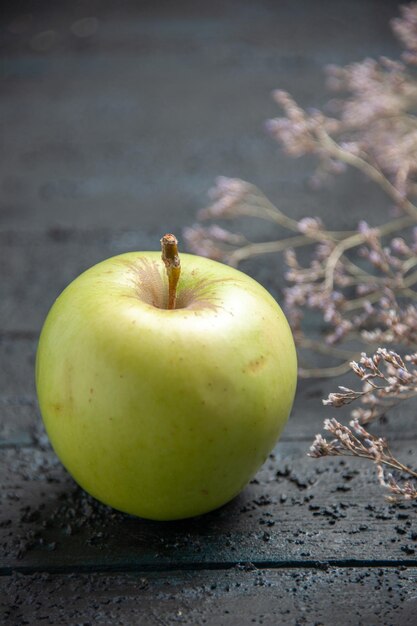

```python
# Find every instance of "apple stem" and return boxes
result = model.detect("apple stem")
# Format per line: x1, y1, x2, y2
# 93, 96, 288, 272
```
161, 234, 181, 310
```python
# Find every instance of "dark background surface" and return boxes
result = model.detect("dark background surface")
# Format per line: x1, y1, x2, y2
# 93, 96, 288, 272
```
1, 1, 416, 624
2, 0, 400, 235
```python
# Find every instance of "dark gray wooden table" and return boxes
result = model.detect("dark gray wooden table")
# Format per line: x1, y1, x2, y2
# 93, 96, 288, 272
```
1, 2, 416, 624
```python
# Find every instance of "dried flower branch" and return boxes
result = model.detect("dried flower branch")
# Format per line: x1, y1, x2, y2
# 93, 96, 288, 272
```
184, 4, 417, 501
323, 348, 417, 411
309, 417, 417, 502
313, 349, 417, 500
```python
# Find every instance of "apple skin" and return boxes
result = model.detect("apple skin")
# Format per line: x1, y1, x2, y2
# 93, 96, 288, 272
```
36, 251, 297, 520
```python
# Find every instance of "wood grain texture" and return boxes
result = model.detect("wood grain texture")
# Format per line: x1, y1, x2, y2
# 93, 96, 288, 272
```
2, 567, 416, 626
0, 0, 399, 234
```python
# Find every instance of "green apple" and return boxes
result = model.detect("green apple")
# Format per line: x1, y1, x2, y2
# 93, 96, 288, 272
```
36, 236, 297, 521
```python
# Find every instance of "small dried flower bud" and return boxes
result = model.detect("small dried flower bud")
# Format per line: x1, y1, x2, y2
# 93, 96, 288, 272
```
350, 361, 366, 378
322, 393, 346, 407
297, 217, 323, 234
309, 434, 330, 458
391, 237, 410, 255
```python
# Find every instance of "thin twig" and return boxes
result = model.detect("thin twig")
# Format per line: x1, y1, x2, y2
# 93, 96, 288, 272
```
299, 357, 362, 378
316, 128, 417, 221
226, 236, 309, 264
324, 215, 416, 291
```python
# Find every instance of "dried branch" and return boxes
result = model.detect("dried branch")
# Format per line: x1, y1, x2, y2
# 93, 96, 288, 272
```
309, 417, 417, 501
